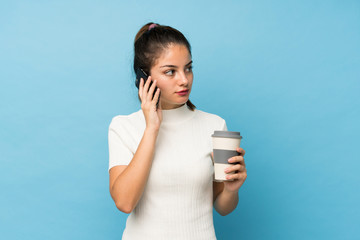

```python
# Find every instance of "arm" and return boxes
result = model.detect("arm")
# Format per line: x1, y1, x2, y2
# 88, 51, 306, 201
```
212, 147, 247, 216
109, 76, 162, 214
213, 185, 239, 216
109, 127, 159, 213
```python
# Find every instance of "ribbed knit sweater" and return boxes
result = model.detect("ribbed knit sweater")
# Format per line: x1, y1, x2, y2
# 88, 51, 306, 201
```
108, 103, 227, 240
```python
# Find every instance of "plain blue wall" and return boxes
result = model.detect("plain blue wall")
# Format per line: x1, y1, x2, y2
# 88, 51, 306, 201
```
1, 0, 359, 239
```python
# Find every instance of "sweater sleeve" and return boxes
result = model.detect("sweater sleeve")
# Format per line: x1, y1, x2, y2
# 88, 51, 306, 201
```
108, 117, 134, 171
221, 118, 228, 131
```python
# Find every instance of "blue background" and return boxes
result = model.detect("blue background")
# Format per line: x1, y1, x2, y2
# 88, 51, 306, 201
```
1, 0, 359, 239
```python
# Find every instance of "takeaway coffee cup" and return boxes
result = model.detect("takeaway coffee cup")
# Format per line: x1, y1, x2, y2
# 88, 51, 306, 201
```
212, 131, 243, 182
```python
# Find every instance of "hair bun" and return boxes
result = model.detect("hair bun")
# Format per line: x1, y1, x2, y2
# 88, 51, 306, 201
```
148, 23, 158, 31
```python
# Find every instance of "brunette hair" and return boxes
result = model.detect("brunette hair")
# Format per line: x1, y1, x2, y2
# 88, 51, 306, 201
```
133, 22, 196, 111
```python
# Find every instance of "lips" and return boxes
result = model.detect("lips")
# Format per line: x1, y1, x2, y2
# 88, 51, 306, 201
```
177, 89, 189, 93
176, 89, 189, 96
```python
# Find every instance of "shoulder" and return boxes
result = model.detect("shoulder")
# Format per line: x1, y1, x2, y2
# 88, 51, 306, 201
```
109, 109, 144, 131
195, 109, 226, 129
194, 108, 226, 125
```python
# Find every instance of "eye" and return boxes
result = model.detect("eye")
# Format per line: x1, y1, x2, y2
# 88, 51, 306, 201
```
186, 66, 193, 72
165, 69, 175, 75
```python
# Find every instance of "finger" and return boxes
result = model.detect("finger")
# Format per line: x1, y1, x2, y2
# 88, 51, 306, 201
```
142, 76, 152, 99
147, 79, 157, 101
152, 87, 161, 103
226, 171, 247, 181
228, 155, 245, 165
237, 147, 245, 156
225, 164, 245, 174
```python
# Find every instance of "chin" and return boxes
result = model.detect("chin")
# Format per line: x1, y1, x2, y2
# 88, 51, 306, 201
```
178, 98, 189, 104
160, 98, 189, 108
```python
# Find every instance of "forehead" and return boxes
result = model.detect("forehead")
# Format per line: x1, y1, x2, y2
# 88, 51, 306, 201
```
154, 44, 191, 66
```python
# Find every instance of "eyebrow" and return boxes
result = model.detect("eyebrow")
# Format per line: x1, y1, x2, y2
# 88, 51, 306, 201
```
159, 60, 193, 68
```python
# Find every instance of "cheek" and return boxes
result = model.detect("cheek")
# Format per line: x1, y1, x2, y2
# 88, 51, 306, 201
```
151, 74, 165, 89
188, 75, 194, 87
155, 79, 168, 93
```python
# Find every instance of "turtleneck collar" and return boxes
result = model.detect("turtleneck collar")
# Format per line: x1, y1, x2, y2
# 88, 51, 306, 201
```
161, 103, 196, 125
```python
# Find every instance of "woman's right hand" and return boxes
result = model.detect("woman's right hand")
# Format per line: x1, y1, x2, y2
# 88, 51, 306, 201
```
139, 76, 162, 131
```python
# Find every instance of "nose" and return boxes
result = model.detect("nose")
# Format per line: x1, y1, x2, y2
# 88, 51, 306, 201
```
178, 71, 189, 86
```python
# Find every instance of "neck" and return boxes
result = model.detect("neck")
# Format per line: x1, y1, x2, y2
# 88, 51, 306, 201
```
161, 103, 196, 125
160, 101, 186, 110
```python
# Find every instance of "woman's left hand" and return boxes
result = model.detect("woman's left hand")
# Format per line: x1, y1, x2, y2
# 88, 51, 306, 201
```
223, 147, 247, 193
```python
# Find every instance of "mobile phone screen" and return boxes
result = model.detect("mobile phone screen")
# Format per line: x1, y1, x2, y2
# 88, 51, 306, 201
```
135, 68, 160, 108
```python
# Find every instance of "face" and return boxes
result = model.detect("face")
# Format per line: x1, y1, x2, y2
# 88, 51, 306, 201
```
149, 44, 193, 110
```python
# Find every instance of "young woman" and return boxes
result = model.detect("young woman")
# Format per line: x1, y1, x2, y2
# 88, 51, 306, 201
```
108, 22, 247, 239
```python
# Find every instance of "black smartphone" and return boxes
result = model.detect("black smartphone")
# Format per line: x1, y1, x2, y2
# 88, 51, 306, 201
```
135, 68, 160, 108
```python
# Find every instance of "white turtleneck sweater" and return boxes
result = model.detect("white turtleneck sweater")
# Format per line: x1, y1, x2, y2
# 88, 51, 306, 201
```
108, 104, 227, 240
